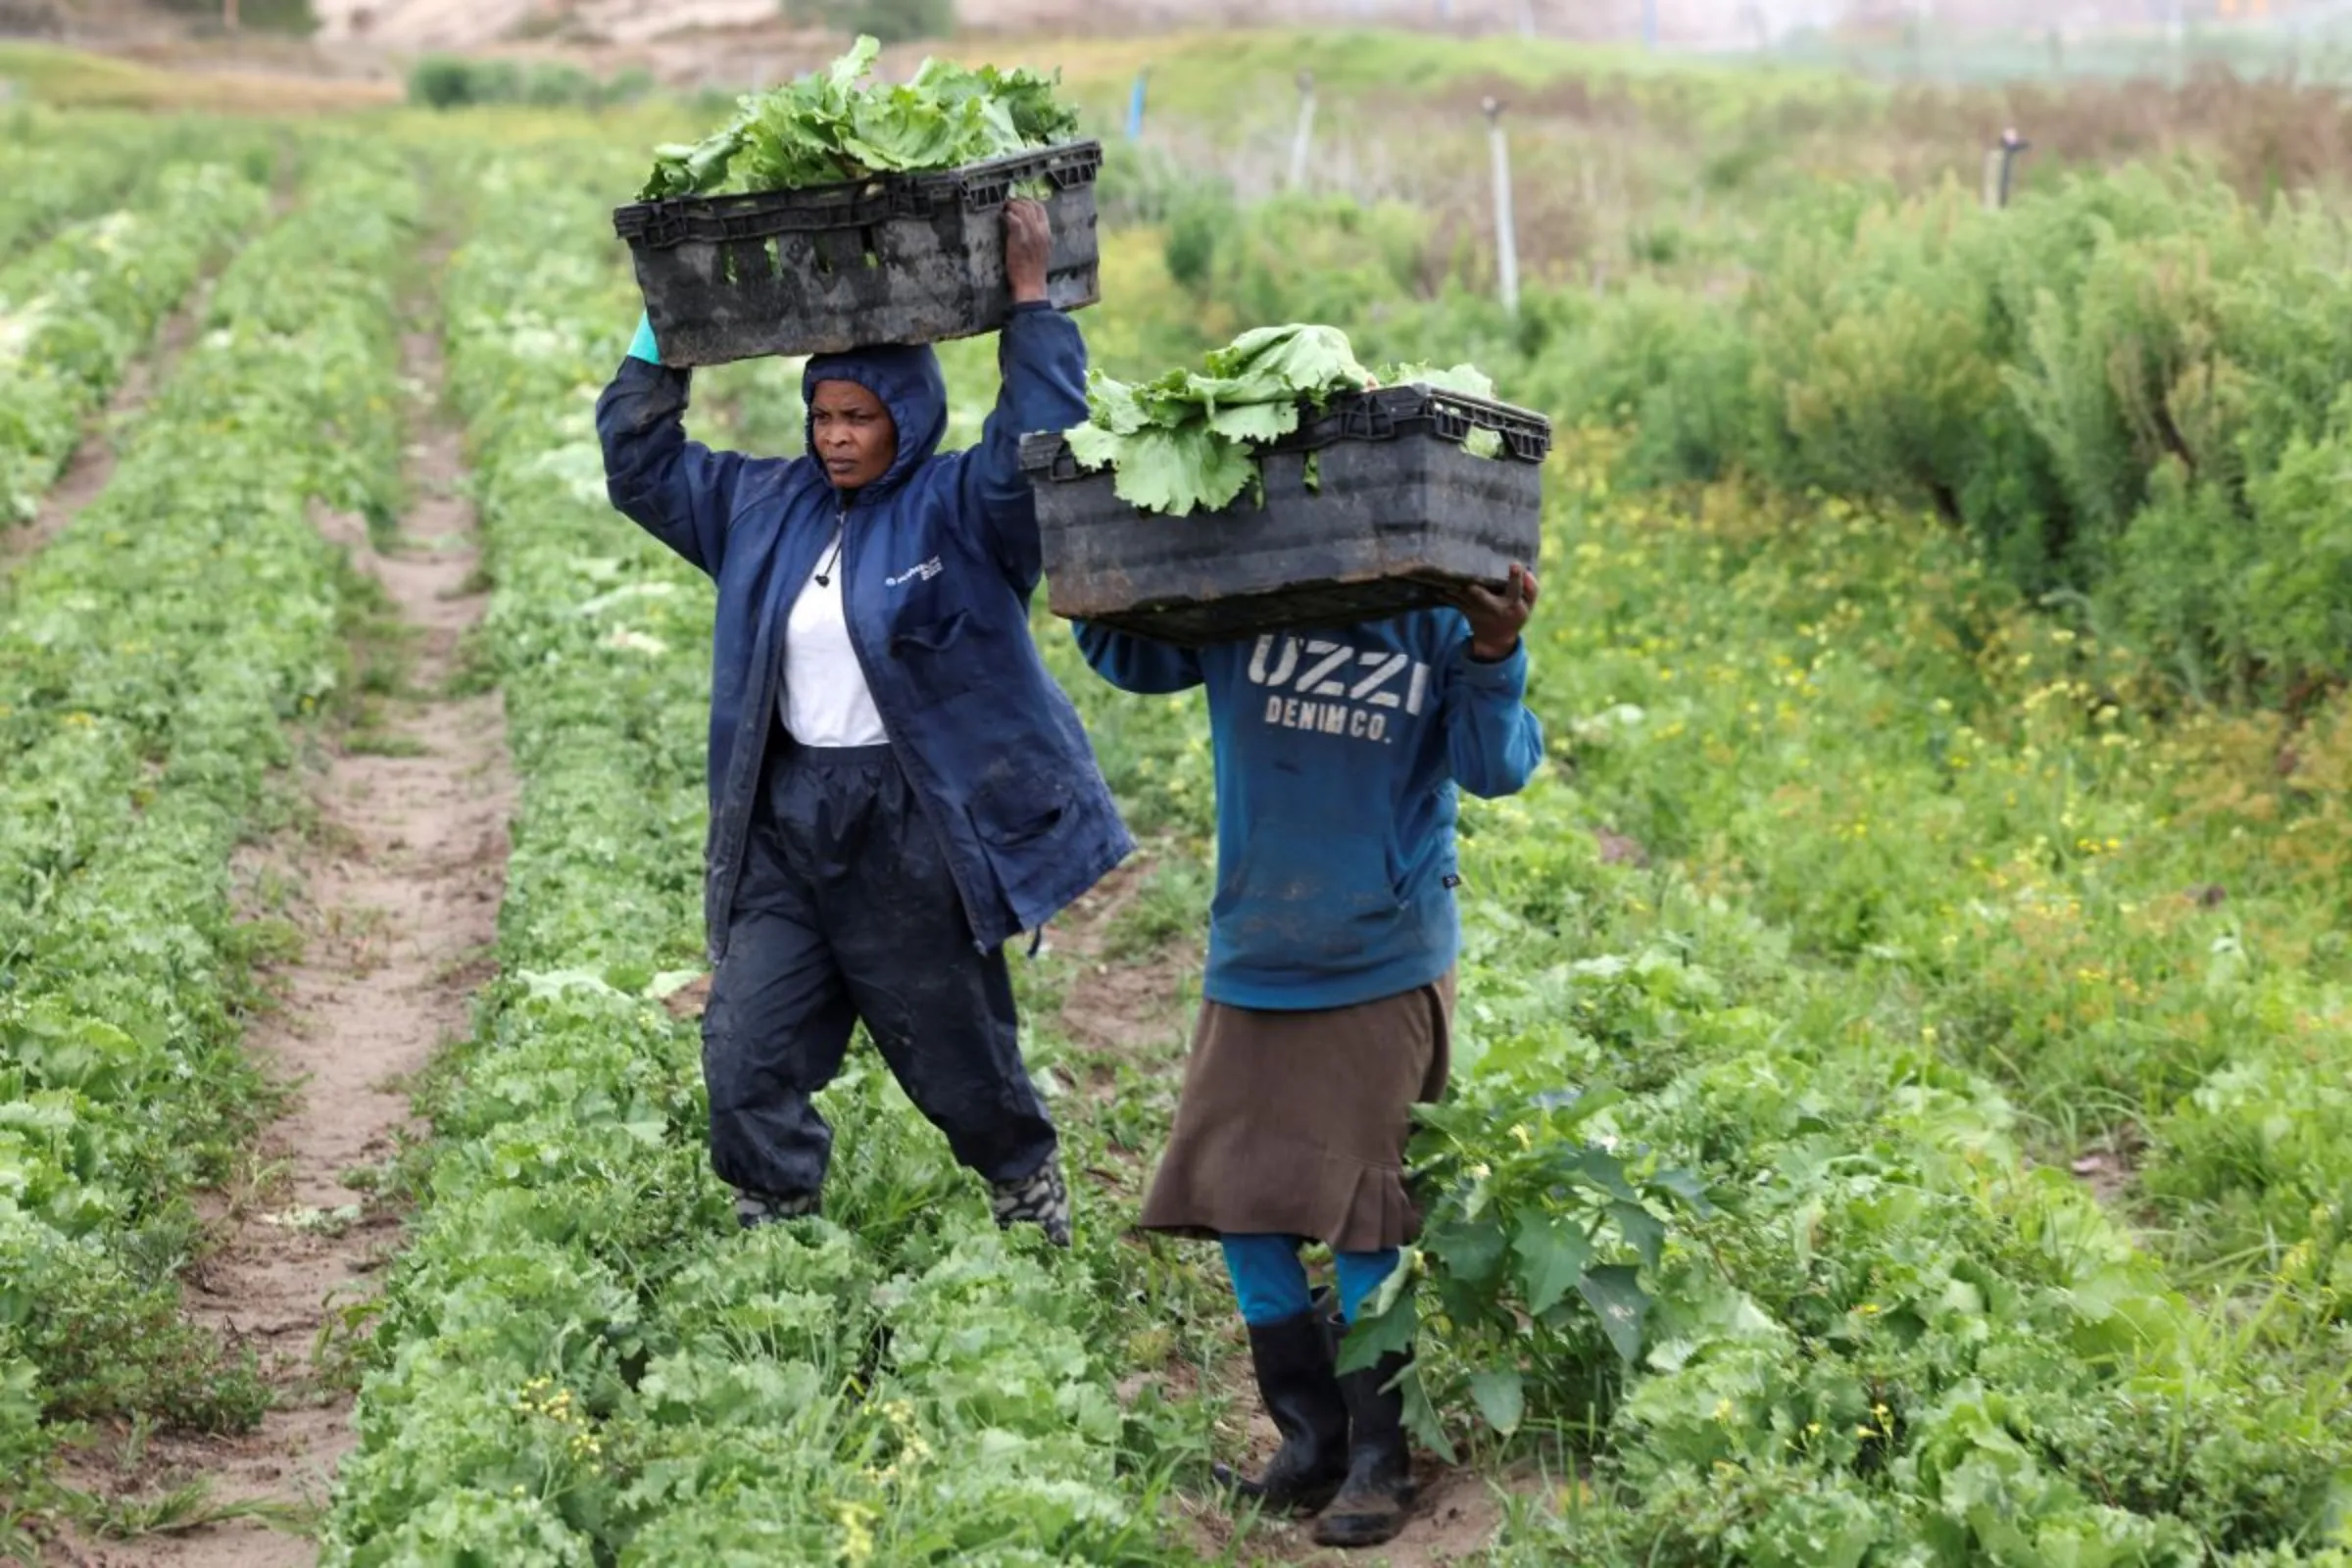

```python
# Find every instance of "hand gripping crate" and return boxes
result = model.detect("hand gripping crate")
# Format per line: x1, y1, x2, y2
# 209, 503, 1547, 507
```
612, 140, 1102, 368
1022, 384, 1551, 648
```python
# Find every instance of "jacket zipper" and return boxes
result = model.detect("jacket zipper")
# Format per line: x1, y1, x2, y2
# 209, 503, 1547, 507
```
831, 488, 994, 955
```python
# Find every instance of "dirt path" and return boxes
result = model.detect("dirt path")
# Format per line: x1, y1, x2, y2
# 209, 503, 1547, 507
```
50, 306, 511, 1567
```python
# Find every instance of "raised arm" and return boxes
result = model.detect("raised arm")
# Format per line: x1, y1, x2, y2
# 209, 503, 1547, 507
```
956, 200, 1089, 593
1442, 565, 1546, 800
596, 313, 759, 578
1075, 621, 1205, 695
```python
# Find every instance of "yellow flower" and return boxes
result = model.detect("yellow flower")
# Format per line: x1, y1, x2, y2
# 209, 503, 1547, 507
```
836, 1500, 877, 1568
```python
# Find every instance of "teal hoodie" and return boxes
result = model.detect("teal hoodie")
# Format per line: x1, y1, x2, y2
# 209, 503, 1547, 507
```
1076, 612, 1543, 1010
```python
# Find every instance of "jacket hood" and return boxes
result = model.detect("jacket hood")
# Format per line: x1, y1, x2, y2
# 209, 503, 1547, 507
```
803, 344, 948, 500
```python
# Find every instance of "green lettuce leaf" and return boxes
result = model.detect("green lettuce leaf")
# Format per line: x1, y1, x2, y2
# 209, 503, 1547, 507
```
1106, 425, 1260, 516
1203, 401, 1300, 443
639, 36, 1078, 200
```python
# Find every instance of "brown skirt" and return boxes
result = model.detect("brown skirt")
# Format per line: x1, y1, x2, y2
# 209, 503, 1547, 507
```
1139, 974, 1454, 1254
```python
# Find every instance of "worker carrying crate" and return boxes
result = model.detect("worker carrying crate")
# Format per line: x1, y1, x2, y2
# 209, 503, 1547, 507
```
596, 37, 1128, 1251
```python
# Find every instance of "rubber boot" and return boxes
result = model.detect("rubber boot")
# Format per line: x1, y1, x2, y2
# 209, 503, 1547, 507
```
1211, 1305, 1350, 1515
734, 1188, 819, 1229
989, 1161, 1071, 1248
1312, 1350, 1416, 1547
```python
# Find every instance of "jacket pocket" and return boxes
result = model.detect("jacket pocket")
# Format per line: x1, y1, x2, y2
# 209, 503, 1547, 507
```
889, 611, 996, 707
968, 760, 1073, 849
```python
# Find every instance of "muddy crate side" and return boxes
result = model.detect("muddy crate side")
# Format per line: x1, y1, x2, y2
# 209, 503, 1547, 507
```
615, 144, 1104, 367
1037, 439, 1543, 647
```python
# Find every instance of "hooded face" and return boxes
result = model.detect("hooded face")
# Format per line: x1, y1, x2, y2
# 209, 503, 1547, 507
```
808, 380, 896, 490
802, 344, 949, 499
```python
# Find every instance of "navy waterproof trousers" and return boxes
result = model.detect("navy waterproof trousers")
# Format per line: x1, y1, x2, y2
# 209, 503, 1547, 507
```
701, 737, 1059, 1206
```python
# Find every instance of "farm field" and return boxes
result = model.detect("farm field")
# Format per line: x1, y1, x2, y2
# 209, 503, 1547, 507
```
2, 25, 2351, 1567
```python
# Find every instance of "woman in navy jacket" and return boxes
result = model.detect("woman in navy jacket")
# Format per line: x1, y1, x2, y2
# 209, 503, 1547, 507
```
597, 201, 1130, 1244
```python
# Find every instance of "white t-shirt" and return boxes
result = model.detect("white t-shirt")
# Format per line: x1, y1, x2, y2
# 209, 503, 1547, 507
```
781, 530, 888, 748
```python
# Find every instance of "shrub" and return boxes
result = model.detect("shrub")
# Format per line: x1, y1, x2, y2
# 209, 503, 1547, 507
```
1196, 193, 1433, 329
783, 0, 955, 44
1503, 165, 2352, 698
406, 56, 654, 111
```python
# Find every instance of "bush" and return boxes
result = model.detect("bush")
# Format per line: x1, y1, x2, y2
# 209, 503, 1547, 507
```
1180, 193, 1434, 331
150, 0, 316, 32
406, 56, 653, 111
783, 0, 955, 44
1160, 184, 1232, 293
1096, 141, 1224, 227
1510, 166, 2352, 699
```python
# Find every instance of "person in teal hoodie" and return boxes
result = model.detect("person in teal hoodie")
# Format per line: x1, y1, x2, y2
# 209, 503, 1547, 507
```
1075, 565, 1544, 1547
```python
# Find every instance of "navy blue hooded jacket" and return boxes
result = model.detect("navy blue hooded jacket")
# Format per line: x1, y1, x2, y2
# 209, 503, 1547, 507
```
596, 306, 1132, 959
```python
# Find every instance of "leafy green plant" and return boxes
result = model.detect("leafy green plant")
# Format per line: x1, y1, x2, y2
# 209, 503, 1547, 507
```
1350, 1072, 1708, 1459
640, 35, 1075, 200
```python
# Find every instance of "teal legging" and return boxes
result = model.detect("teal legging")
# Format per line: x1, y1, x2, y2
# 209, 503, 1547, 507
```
1222, 1233, 1400, 1326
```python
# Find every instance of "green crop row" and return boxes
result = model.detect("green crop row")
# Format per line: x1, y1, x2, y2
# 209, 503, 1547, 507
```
0, 157, 273, 524
0, 148, 415, 1518
0, 110, 234, 259
321, 147, 1205, 1567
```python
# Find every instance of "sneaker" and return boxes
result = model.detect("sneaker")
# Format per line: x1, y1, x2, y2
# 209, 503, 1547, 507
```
989, 1162, 1071, 1248
734, 1188, 820, 1230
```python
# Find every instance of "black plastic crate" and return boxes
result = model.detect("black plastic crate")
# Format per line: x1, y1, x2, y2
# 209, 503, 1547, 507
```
1023, 384, 1550, 648
612, 141, 1102, 367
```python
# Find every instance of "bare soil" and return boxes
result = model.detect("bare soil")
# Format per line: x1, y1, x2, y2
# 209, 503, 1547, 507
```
43, 316, 511, 1567
1051, 858, 1196, 1069
1226, 1465, 1539, 1566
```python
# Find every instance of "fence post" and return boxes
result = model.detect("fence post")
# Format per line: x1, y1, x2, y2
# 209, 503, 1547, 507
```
1642, 0, 1659, 49
1998, 127, 2029, 207
1983, 126, 2030, 210
1289, 70, 1317, 192
1515, 0, 1538, 37
1126, 70, 1149, 140
1485, 96, 1520, 317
